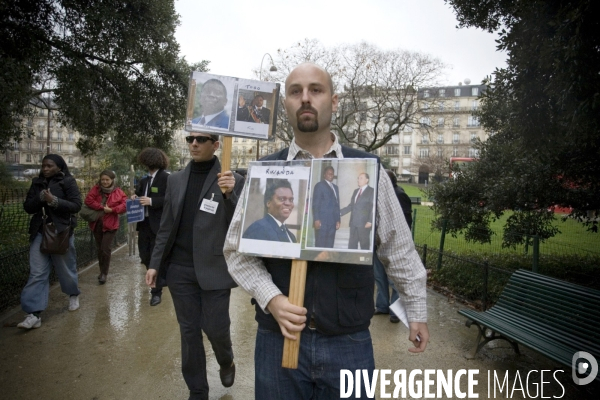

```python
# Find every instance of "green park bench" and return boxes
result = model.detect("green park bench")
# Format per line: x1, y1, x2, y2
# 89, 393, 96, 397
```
459, 269, 600, 380
409, 196, 421, 205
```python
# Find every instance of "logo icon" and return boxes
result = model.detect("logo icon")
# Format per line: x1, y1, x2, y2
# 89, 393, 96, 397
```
572, 351, 598, 385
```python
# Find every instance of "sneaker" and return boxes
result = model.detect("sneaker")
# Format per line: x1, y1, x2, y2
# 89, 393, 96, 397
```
69, 295, 80, 311
17, 314, 41, 329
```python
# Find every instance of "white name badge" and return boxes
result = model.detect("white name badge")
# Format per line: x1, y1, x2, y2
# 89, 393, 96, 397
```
200, 198, 218, 214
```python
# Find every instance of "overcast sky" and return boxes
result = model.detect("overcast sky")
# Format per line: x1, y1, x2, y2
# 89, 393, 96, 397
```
174, 0, 507, 87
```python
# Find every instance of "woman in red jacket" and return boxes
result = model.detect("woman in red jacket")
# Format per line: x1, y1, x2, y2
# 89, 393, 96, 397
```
84, 170, 127, 284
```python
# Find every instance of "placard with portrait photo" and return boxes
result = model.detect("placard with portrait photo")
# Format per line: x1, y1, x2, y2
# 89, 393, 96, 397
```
237, 161, 311, 259
236, 158, 379, 265
185, 72, 279, 140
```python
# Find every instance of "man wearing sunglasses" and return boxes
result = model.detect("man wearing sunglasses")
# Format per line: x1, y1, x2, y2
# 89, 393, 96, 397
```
242, 179, 297, 243
146, 132, 244, 399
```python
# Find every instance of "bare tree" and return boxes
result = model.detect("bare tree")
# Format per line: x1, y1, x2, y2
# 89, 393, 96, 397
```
257, 40, 447, 151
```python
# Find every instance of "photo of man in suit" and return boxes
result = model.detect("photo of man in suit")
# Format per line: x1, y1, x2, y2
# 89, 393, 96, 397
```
311, 166, 340, 248
236, 94, 250, 122
146, 132, 244, 399
340, 172, 374, 250
242, 179, 297, 243
131, 147, 169, 306
191, 79, 230, 129
249, 94, 271, 124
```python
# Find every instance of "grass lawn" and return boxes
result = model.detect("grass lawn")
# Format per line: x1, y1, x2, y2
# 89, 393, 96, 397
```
410, 204, 600, 257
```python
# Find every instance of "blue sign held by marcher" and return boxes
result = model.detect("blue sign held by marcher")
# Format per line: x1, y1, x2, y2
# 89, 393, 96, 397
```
126, 199, 145, 224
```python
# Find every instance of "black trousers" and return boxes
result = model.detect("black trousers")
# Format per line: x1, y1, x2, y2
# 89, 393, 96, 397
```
137, 220, 162, 294
166, 263, 234, 400
348, 226, 371, 250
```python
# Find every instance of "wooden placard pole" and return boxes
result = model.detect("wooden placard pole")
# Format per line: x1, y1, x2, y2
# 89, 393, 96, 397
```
220, 136, 233, 194
281, 259, 308, 369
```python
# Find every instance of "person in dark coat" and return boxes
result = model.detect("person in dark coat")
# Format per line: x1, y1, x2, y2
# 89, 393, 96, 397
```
132, 147, 169, 305
18, 154, 82, 330
146, 132, 244, 399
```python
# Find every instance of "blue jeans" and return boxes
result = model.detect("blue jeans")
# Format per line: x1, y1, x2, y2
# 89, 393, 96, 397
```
255, 327, 375, 399
373, 255, 399, 316
21, 233, 80, 313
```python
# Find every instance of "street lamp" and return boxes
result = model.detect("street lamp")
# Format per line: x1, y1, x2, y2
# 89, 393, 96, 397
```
256, 53, 277, 160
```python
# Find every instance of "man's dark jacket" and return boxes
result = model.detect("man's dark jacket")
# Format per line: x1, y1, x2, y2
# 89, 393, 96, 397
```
256, 146, 379, 335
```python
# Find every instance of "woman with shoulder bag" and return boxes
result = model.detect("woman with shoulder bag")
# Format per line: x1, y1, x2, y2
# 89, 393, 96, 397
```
84, 170, 127, 284
18, 154, 82, 330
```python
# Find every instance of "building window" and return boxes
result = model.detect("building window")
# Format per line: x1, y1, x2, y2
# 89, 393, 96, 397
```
454, 101, 460, 111
26, 141, 31, 150
403, 124, 413, 132
437, 148, 443, 157
57, 131, 62, 140
403, 146, 411, 155
467, 116, 480, 127
68, 132, 74, 141
420, 117, 431, 126
439, 89, 445, 97
423, 90, 430, 98
439, 102, 445, 112
386, 145, 398, 155
242, 138, 247, 142
421, 134, 429, 144
26, 154, 32, 162
437, 134, 444, 144
453, 132, 460, 144
471, 133, 478, 143
40, 143, 44, 151
472, 87, 479, 96
423, 102, 430, 110
403, 135, 412, 144
453, 147, 459, 157
68, 156, 73, 163
437, 118, 444, 128
234, 137, 238, 142
471, 100, 478, 111
469, 148, 479, 157
454, 88, 461, 96
39, 154, 43, 162
419, 148, 429, 158
453, 117, 460, 127
55, 143, 61, 151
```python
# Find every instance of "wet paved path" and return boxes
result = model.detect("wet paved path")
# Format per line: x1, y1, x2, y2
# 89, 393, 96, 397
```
1, 245, 596, 399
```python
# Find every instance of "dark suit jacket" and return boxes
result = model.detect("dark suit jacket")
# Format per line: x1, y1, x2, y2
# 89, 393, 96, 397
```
312, 179, 340, 227
340, 186, 374, 228
242, 215, 297, 243
135, 169, 169, 234
149, 158, 244, 290
191, 110, 230, 129
254, 106, 271, 124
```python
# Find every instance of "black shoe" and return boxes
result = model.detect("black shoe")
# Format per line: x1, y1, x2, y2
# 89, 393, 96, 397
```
219, 361, 235, 388
98, 274, 107, 285
374, 309, 388, 315
390, 315, 400, 323
150, 294, 162, 306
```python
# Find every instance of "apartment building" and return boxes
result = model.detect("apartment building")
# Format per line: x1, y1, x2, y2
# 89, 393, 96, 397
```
5, 105, 85, 178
